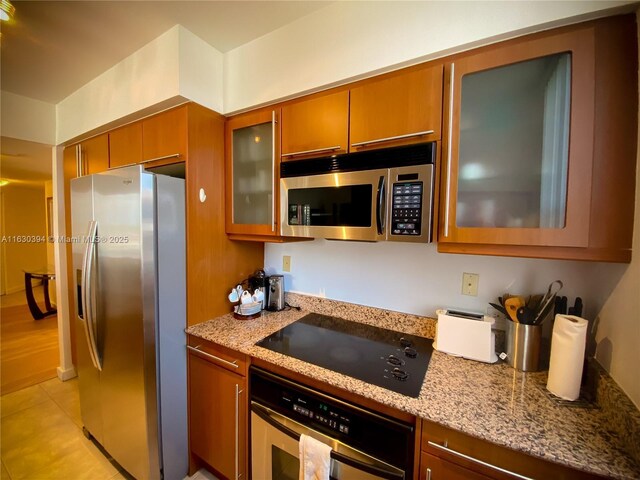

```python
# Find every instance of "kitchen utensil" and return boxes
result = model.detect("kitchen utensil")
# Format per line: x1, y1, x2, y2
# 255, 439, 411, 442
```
516, 306, 536, 325
527, 294, 543, 311
554, 296, 564, 316
559, 296, 568, 315
574, 297, 583, 317
237, 301, 262, 316
500, 294, 512, 307
533, 280, 563, 324
489, 302, 508, 316
252, 289, 265, 304
505, 296, 525, 323
568, 297, 583, 317
504, 321, 542, 371
240, 290, 253, 304
228, 288, 240, 303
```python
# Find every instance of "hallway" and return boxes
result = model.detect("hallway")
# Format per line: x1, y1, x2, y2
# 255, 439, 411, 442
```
1, 286, 59, 394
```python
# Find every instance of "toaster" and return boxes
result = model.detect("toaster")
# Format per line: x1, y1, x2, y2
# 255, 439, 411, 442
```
434, 309, 498, 363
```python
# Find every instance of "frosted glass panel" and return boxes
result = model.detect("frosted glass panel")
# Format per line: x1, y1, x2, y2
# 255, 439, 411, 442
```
456, 53, 570, 228
232, 122, 273, 225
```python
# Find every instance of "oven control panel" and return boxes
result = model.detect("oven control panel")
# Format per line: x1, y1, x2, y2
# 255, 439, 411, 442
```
391, 182, 423, 236
250, 366, 415, 474
287, 394, 351, 435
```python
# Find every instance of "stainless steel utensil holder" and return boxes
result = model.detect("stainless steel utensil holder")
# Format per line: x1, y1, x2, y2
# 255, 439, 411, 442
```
505, 321, 542, 372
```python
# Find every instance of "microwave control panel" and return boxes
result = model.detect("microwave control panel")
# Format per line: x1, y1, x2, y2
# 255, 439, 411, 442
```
391, 182, 423, 236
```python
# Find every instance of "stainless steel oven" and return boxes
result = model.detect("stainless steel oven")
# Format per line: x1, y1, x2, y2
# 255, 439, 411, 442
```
280, 143, 435, 242
250, 367, 414, 480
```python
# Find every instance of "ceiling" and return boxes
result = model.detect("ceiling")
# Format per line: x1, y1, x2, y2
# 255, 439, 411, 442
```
1, 0, 331, 104
0, 1, 331, 183
0, 137, 52, 185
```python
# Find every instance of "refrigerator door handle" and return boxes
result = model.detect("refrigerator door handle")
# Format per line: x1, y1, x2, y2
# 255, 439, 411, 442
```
81, 220, 102, 371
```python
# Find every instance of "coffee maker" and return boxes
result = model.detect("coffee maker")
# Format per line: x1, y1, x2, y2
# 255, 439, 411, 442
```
248, 270, 268, 309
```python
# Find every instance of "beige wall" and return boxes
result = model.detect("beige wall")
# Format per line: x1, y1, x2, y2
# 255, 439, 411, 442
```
44, 181, 54, 267
592, 8, 640, 408
0, 184, 48, 294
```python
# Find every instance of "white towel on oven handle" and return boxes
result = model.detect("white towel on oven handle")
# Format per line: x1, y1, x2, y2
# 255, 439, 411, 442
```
299, 433, 331, 480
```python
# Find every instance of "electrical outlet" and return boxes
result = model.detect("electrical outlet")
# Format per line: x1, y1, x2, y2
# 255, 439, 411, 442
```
462, 272, 479, 296
282, 255, 291, 272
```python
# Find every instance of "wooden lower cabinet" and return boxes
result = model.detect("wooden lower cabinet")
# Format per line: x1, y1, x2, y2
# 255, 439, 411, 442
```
420, 419, 604, 480
421, 452, 492, 480
188, 339, 247, 480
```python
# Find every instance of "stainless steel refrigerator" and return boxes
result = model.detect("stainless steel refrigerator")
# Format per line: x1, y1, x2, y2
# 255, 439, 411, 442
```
71, 165, 187, 480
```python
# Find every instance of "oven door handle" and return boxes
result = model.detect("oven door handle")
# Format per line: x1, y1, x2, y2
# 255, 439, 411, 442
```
251, 403, 404, 480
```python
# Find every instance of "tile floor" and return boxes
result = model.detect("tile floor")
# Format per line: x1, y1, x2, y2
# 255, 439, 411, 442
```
1, 377, 126, 480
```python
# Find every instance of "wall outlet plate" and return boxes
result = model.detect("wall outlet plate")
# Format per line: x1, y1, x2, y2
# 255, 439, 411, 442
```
282, 255, 291, 272
462, 272, 479, 296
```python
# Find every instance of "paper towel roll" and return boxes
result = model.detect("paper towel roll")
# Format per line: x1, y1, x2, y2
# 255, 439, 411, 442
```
546, 314, 588, 400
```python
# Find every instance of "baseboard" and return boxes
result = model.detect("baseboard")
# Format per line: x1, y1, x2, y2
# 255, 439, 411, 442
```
2, 286, 26, 295
57, 365, 77, 381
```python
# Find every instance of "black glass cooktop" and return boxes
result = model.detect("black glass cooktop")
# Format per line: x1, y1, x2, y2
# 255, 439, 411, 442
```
255, 313, 433, 397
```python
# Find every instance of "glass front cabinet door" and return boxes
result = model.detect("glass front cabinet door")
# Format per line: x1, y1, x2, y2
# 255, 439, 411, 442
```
225, 109, 279, 237
438, 26, 596, 254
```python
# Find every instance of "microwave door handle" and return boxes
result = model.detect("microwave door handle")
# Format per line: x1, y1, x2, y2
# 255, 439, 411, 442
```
251, 403, 403, 480
376, 175, 386, 235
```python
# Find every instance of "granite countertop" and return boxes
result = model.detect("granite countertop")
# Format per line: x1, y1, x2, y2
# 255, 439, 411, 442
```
186, 294, 640, 480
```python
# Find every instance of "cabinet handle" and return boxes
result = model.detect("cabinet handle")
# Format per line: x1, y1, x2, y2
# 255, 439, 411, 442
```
282, 145, 342, 158
443, 63, 455, 238
235, 384, 243, 480
187, 345, 239, 369
351, 130, 435, 148
140, 153, 181, 164
272, 111, 276, 232
427, 441, 533, 480
426, 467, 432, 480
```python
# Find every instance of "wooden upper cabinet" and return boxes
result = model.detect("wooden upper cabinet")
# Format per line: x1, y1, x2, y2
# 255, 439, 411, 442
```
350, 64, 444, 151
437, 16, 638, 262
440, 28, 595, 249
281, 90, 349, 160
225, 109, 279, 237
77, 134, 109, 176
109, 123, 142, 169
142, 106, 188, 164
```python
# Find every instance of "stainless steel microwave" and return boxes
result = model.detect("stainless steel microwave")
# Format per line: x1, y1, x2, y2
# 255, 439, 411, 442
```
280, 143, 435, 242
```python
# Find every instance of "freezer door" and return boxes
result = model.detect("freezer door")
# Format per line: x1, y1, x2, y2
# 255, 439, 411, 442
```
92, 167, 160, 480
71, 175, 104, 445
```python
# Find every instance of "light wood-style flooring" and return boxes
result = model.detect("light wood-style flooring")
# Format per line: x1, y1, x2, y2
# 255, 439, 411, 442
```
1, 287, 59, 395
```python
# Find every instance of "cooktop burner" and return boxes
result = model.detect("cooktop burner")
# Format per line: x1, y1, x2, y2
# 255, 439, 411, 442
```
255, 313, 433, 397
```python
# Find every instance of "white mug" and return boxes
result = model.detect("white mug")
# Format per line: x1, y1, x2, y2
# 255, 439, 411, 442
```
228, 284, 243, 303
252, 289, 264, 303
228, 289, 239, 303
240, 290, 253, 305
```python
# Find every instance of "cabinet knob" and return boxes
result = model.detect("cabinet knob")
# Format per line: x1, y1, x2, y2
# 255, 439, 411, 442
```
199, 188, 207, 203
